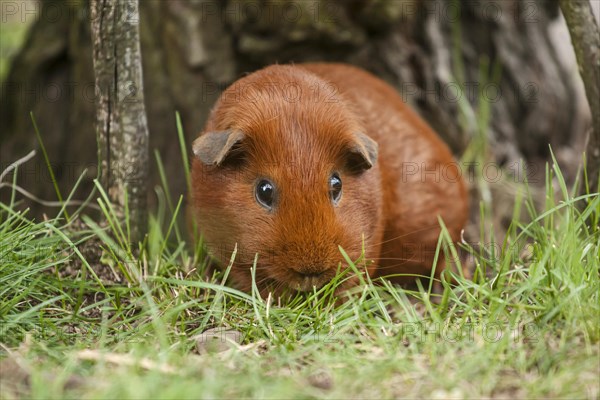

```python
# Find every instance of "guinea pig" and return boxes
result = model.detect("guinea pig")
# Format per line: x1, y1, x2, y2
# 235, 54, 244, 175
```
190, 63, 468, 297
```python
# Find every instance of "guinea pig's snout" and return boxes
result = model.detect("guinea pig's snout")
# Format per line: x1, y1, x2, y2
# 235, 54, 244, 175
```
290, 266, 331, 291
291, 265, 326, 279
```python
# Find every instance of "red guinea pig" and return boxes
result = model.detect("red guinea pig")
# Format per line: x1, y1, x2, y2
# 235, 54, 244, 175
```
190, 63, 468, 297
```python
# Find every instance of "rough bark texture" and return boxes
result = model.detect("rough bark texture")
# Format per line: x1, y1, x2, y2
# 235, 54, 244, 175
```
559, 0, 600, 192
90, 0, 149, 241
0, 0, 591, 225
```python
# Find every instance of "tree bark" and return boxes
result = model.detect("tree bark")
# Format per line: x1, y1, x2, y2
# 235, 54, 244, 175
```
559, 0, 600, 192
90, 0, 149, 242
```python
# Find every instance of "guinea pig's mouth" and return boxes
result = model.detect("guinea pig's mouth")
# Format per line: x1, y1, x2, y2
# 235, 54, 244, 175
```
288, 271, 331, 292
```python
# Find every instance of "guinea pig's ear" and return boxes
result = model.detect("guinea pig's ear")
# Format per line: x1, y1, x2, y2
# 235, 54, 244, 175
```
192, 130, 246, 166
345, 132, 378, 173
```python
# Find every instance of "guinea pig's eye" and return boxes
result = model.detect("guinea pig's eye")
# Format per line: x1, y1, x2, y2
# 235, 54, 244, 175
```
255, 179, 276, 210
329, 173, 342, 205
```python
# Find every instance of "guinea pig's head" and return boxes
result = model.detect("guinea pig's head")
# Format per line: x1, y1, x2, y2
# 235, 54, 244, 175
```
190, 66, 384, 295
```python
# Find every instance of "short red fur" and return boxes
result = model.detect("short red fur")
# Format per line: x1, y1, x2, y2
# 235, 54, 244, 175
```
190, 63, 468, 296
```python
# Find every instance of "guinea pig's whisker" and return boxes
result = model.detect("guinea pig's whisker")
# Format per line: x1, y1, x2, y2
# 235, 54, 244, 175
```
373, 257, 416, 262
364, 224, 443, 248
373, 263, 434, 271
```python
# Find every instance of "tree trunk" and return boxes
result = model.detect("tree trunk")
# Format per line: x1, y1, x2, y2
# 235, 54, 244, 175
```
559, 0, 600, 194
0, 0, 591, 230
90, 0, 149, 242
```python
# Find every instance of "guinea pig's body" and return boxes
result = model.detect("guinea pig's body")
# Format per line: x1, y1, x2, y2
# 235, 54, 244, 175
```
190, 63, 468, 295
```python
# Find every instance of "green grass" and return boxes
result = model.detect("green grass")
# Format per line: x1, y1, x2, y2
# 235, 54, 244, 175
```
1, 136, 599, 399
